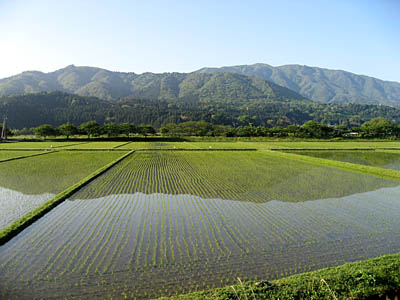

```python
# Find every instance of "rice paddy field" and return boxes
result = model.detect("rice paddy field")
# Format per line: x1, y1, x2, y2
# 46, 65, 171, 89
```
0, 140, 400, 300
289, 150, 400, 171
0, 151, 124, 230
0, 141, 87, 149
0, 151, 44, 161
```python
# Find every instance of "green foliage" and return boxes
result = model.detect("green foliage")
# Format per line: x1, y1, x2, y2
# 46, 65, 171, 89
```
0, 124, 12, 138
360, 117, 399, 138
57, 122, 77, 138
78, 120, 100, 138
119, 122, 136, 136
0, 66, 306, 102
1, 91, 400, 130
137, 124, 156, 136
34, 124, 56, 139
102, 122, 120, 137
197, 63, 400, 106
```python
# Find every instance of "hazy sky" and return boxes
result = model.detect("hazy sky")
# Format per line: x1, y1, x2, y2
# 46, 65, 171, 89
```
0, 0, 399, 81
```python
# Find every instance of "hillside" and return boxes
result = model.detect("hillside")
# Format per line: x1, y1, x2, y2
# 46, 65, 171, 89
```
0, 65, 306, 103
1, 92, 400, 129
197, 63, 400, 106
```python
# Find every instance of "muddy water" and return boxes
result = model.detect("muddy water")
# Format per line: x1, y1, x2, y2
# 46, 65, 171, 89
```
1, 186, 400, 299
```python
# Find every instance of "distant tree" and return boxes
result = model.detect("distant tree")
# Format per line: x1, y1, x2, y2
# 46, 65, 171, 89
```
57, 123, 77, 139
360, 117, 394, 138
79, 121, 100, 139
119, 122, 136, 136
0, 124, 13, 138
34, 124, 55, 139
11, 127, 33, 136
102, 123, 120, 137
137, 124, 156, 136
160, 123, 179, 136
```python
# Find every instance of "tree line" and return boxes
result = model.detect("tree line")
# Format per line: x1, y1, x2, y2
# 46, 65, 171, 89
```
2, 117, 399, 139
2, 92, 400, 130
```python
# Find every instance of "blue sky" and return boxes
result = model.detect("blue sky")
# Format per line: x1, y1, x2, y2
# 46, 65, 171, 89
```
0, 0, 399, 81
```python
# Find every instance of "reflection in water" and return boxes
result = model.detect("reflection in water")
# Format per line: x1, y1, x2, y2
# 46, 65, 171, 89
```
1, 186, 400, 299
0, 187, 54, 230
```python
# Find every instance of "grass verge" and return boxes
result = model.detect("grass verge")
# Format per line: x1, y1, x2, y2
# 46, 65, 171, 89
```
0, 150, 135, 245
266, 150, 400, 181
155, 252, 400, 300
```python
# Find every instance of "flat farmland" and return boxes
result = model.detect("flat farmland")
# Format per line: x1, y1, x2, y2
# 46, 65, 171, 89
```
0, 151, 124, 230
0, 141, 87, 149
1, 150, 399, 299
68, 141, 129, 149
289, 150, 400, 171
0, 150, 44, 161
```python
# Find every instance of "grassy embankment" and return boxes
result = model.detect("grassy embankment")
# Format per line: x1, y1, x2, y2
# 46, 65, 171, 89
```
155, 251, 400, 300
0, 150, 134, 245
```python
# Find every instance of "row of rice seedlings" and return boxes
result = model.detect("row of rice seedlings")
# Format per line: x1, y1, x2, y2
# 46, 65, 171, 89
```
2, 151, 400, 299
0, 198, 95, 283
290, 150, 400, 171
33, 196, 120, 280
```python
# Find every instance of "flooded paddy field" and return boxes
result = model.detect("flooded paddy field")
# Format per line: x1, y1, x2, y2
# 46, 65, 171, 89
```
1, 151, 399, 299
291, 150, 400, 171
0, 150, 44, 161
0, 151, 124, 230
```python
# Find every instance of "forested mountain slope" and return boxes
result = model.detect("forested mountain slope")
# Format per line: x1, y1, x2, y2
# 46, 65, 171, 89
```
197, 63, 400, 106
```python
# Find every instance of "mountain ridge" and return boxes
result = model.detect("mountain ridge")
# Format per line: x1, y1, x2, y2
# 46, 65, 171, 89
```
1, 63, 400, 106
0, 65, 306, 103
196, 63, 400, 106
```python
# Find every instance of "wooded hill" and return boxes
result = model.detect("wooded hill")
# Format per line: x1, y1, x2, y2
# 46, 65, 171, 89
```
0, 66, 306, 102
1, 91, 400, 129
1, 64, 400, 106
197, 63, 400, 106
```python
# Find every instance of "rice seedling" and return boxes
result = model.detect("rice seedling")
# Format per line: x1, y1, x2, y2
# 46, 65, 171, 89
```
0, 150, 399, 299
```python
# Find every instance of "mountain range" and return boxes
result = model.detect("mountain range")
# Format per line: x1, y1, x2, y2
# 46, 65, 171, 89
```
0, 64, 399, 106
0, 65, 306, 103
197, 63, 400, 106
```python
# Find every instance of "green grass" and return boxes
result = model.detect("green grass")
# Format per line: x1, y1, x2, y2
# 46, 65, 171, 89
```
155, 251, 400, 300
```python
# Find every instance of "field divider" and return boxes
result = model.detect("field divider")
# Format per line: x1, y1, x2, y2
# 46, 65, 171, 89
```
55, 148, 132, 151
0, 150, 55, 163
0, 150, 135, 246
113, 141, 132, 148
270, 147, 400, 151
135, 148, 258, 151
263, 150, 400, 181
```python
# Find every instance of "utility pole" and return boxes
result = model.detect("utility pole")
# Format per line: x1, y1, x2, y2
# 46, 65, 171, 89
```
1, 116, 7, 140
